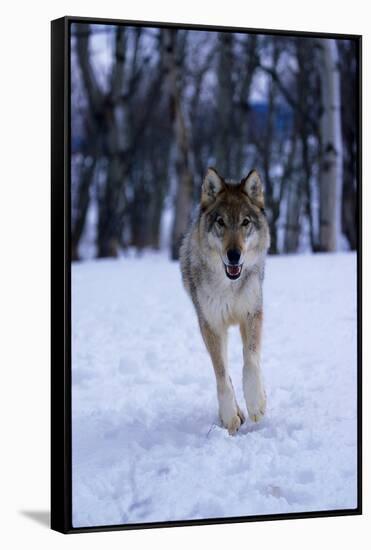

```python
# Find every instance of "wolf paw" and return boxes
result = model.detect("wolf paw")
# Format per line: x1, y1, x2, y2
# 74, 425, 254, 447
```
247, 391, 266, 423
221, 406, 245, 435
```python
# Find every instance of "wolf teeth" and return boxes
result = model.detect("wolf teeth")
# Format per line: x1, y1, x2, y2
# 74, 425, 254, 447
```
227, 266, 241, 276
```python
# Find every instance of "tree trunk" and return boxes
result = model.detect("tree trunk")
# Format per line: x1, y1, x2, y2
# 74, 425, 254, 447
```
318, 39, 343, 252
74, 24, 106, 260
342, 175, 357, 250
149, 192, 164, 250
96, 154, 128, 258
96, 27, 129, 258
282, 128, 300, 253
295, 38, 318, 252
215, 33, 234, 177
235, 35, 259, 176
162, 29, 193, 261
339, 40, 357, 250
284, 161, 301, 252
302, 133, 317, 252
149, 171, 168, 250
261, 45, 279, 254
71, 155, 96, 261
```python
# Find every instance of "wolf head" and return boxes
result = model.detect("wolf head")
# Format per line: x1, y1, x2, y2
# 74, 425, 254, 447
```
200, 167, 270, 280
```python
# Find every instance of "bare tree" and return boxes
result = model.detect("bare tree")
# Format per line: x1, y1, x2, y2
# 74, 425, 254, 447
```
234, 34, 259, 176
96, 27, 129, 257
252, 40, 291, 254
75, 24, 126, 257
317, 38, 343, 252
188, 37, 216, 198
257, 37, 323, 254
127, 99, 172, 251
215, 33, 234, 177
71, 30, 101, 260
71, 153, 97, 261
283, 37, 320, 253
339, 40, 358, 250
76, 25, 163, 257
162, 29, 194, 260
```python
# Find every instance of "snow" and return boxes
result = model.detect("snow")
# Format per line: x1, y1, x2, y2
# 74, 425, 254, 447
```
71, 252, 358, 528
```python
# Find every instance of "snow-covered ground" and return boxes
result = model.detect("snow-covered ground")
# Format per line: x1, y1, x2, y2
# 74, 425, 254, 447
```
71, 252, 358, 528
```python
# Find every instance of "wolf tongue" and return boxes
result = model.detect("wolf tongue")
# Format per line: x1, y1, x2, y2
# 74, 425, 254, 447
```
228, 265, 240, 275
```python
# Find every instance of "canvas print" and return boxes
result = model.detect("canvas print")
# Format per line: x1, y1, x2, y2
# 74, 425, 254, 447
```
68, 20, 360, 529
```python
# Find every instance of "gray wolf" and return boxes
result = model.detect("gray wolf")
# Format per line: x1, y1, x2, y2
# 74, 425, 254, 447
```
180, 167, 270, 435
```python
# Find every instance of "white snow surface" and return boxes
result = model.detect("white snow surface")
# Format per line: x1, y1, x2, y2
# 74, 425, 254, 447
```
71, 252, 358, 527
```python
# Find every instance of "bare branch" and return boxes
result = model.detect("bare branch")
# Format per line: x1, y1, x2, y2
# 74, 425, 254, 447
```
259, 63, 317, 132
76, 24, 104, 114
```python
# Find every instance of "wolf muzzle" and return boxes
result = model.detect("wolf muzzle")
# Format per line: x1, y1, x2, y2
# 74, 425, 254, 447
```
224, 249, 243, 280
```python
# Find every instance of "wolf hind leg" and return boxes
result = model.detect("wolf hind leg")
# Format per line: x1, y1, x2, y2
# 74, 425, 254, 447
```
199, 320, 245, 435
240, 312, 267, 422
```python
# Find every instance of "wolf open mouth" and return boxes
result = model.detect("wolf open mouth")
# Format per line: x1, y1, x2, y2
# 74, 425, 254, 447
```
224, 263, 243, 280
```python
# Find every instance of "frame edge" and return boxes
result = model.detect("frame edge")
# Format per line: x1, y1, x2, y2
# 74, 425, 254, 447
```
51, 16, 71, 534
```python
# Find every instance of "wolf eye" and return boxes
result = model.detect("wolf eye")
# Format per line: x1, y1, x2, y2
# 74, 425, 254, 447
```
242, 218, 250, 226
216, 217, 225, 227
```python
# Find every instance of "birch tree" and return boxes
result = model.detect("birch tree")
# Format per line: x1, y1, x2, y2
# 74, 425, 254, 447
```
317, 38, 343, 252
76, 24, 127, 257
76, 25, 163, 257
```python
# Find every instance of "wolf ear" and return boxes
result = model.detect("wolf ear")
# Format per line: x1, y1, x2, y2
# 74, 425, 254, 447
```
241, 170, 264, 208
201, 167, 224, 208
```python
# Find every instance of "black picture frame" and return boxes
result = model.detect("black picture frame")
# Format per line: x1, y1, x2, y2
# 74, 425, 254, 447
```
51, 15, 362, 534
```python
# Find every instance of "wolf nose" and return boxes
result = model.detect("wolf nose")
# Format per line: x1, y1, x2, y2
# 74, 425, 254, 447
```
227, 249, 241, 265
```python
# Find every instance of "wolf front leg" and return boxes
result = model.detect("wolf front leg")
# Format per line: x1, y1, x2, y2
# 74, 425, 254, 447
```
240, 311, 266, 422
199, 320, 245, 435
